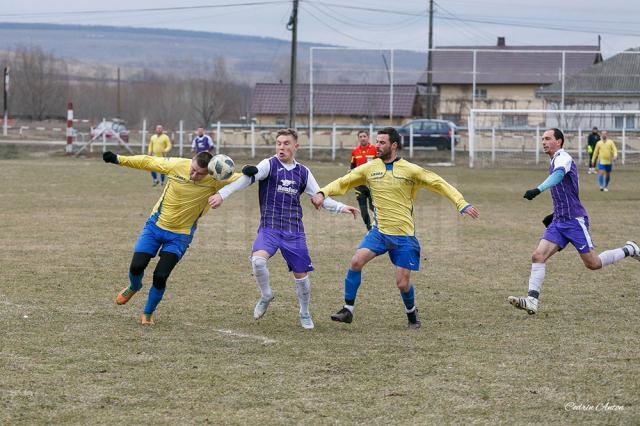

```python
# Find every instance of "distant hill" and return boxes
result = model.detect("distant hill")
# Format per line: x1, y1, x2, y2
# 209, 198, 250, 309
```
0, 23, 426, 85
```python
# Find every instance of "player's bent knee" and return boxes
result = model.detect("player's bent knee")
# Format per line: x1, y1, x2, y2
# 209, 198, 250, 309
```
152, 272, 169, 289
396, 280, 410, 292
130, 252, 151, 276
531, 251, 546, 263
349, 256, 365, 271
251, 256, 268, 270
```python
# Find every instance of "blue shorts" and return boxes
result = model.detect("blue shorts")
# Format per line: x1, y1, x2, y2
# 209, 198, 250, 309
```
598, 163, 612, 172
359, 228, 421, 271
134, 219, 194, 260
252, 227, 314, 273
542, 217, 595, 254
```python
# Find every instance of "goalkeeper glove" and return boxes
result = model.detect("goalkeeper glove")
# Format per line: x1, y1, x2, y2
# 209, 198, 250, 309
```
242, 165, 258, 177
523, 188, 541, 200
542, 213, 553, 228
103, 151, 118, 164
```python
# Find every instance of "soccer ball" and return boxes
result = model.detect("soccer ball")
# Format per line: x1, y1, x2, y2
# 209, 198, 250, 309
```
208, 154, 235, 180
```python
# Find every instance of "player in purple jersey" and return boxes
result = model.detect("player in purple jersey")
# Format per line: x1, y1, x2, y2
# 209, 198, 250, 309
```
208, 128, 359, 329
510, 128, 639, 314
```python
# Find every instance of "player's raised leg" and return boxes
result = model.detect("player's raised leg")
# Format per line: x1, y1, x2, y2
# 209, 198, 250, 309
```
331, 248, 377, 324
141, 251, 179, 325
116, 252, 151, 305
585, 240, 640, 269
509, 239, 560, 314
251, 251, 274, 320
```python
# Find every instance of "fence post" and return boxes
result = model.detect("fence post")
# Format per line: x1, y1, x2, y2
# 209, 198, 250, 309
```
622, 115, 626, 165
251, 122, 255, 159
66, 102, 73, 154
491, 127, 495, 165
577, 127, 583, 165
102, 118, 106, 153
179, 120, 184, 157
216, 121, 221, 155
468, 111, 475, 168
331, 122, 336, 161
450, 126, 455, 164
141, 119, 147, 154
535, 126, 540, 164
409, 123, 414, 159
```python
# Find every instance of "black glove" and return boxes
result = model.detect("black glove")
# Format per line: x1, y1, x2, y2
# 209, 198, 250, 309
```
542, 213, 554, 228
523, 188, 541, 200
103, 151, 118, 164
242, 165, 258, 177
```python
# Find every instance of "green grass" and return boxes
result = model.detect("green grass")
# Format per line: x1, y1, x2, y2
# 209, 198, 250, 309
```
1, 156, 638, 424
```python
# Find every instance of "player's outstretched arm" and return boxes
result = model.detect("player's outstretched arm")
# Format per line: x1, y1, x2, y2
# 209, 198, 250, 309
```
103, 151, 119, 164
305, 171, 359, 217
524, 168, 565, 200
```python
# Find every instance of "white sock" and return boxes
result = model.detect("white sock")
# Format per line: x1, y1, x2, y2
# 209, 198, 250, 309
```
598, 248, 626, 268
344, 305, 354, 313
295, 276, 311, 316
251, 256, 272, 300
528, 263, 546, 299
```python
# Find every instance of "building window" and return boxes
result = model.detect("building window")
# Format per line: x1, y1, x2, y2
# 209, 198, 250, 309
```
474, 88, 487, 99
614, 115, 636, 129
503, 114, 528, 128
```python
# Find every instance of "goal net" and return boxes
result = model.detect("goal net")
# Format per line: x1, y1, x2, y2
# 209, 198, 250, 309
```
467, 109, 640, 168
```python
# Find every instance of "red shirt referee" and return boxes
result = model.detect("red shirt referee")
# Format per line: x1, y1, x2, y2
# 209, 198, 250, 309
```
350, 130, 377, 230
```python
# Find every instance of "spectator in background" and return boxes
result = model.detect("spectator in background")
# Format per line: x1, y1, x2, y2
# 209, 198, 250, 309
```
586, 127, 600, 174
191, 127, 215, 155
350, 130, 377, 230
148, 125, 172, 186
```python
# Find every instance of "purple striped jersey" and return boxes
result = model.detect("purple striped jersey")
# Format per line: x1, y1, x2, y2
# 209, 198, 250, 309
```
549, 149, 587, 221
258, 157, 309, 232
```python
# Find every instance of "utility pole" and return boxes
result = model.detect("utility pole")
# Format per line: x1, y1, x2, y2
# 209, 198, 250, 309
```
116, 67, 121, 118
287, 0, 299, 128
426, 0, 434, 118
2, 67, 8, 137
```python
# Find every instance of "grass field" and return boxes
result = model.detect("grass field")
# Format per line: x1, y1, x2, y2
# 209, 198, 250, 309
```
1, 156, 638, 424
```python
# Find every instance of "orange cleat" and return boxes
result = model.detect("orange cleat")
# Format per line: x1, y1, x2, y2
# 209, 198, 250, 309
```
116, 287, 137, 305
140, 313, 155, 326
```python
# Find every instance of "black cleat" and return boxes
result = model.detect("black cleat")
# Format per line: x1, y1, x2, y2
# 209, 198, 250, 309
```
331, 307, 353, 324
407, 309, 421, 330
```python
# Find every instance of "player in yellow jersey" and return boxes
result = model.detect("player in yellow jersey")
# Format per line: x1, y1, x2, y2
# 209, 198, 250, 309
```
311, 127, 479, 329
102, 150, 240, 325
591, 130, 618, 192
147, 125, 173, 186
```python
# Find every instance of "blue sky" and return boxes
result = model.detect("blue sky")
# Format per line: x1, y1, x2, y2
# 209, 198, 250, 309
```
1, 0, 639, 57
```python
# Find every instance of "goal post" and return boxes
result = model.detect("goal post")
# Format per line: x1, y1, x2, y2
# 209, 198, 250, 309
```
467, 109, 640, 168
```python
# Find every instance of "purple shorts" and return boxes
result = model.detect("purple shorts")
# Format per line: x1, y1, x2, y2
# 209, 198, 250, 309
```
542, 217, 595, 254
252, 227, 314, 273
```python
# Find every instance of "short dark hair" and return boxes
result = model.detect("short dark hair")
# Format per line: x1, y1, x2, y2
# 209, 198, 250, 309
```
277, 128, 298, 141
195, 151, 213, 168
550, 128, 565, 147
377, 127, 402, 149
357, 130, 369, 137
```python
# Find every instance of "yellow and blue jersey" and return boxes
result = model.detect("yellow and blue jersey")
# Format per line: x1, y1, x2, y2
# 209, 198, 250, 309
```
320, 158, 469, 236
117, 155, 240, 235
148, 134, 172, 157
591, 139, 617, 165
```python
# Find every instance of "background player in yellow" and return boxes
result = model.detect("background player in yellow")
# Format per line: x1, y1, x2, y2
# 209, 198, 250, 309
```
147, 124, 173, 186
102, 150, 239, 325
311, 127, 479, 329
591, 130, 617, 191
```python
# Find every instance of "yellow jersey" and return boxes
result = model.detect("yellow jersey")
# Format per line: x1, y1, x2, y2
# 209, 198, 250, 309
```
591, 139, 617, 166
117, 155, 240, 235
148, 134, 172, 157
320, 158, 469, 236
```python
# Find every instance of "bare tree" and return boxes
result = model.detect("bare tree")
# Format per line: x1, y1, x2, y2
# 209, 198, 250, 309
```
190, 57, 231, 127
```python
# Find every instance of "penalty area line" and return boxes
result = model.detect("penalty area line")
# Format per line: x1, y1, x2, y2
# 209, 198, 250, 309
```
214, 329, 277, 345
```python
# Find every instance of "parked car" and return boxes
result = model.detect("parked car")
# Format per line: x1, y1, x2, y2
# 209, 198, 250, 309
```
397, 119, 459, 150
90, 120, 129, 143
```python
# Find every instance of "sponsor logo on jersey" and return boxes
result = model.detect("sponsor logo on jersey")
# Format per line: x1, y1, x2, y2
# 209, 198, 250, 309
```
277, 179, 298, 195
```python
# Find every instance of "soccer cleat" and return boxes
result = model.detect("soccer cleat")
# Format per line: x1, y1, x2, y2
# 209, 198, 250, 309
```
116, 287, 138, 305
625, 241, 640, 261
152, 180, 159, 187
508, 295, 538, 314
253, 295, 274, 320
299, 313, 315, 330
407, 309, 422, 330
140, 313, 155, 325
330, 307, 353, 324
604, 188, 609, 192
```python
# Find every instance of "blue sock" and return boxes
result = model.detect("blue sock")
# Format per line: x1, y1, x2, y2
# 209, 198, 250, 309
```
151, 171, 158, 181
400, 285, 415, 311
160, 174, 165, 184
598, 174, 604, 187
344, 269, 362, 305
605, 175, 610, 187
129, 272, 143, 292
143, 286, 165, 315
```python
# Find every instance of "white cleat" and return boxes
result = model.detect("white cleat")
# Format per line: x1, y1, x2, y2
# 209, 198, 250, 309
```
508, 295, 538, 315
253, 295, 274, 320
299, 313, 315, 330
603, 188, 609, 192
625, 241, 640, 261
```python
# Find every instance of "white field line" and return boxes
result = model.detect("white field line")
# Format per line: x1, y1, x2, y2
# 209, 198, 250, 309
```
214, 328, 277, 345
